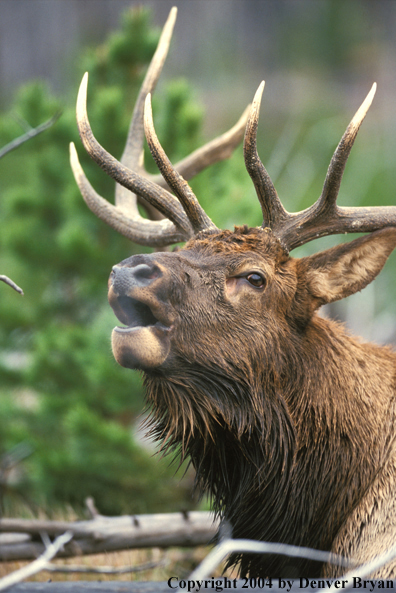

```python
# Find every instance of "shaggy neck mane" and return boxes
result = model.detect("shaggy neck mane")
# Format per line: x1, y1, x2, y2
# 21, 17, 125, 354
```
143, 314, 395, 576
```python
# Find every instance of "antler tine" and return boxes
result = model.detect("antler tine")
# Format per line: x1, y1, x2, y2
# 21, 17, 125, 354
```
244, 81, 288, 228
318, 82, 377, 210
116, 6, 177, 211
117, 5, 250, 218
152, 104, 251, 184
144, 93, 218, 233
74, 71, 192, 236
70, 142, 189, 246
273, 83, 396, 251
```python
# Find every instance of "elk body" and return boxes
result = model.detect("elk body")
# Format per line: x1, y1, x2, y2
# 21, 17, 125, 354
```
70, 8, 396, 577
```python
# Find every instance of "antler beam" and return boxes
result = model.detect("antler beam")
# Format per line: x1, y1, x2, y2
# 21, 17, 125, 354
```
69, 142, 189, 247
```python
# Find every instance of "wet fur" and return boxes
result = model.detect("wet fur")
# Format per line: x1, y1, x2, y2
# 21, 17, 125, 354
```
128, 226, 396, 577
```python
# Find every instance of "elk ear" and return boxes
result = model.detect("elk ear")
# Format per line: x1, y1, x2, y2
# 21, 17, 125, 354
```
298, 227, 396, 308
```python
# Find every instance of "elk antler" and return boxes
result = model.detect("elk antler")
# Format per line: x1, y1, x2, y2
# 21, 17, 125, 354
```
143, 93, 217, 234
245, 81, 396, 252
70, 7, 249, 247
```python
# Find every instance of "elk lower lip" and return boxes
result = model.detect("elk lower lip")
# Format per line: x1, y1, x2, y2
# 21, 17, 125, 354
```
110, 295, 172, 369
111, 323, 172, 370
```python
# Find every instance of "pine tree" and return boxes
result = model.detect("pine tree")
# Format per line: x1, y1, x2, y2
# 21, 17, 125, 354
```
0, 7, 233, 516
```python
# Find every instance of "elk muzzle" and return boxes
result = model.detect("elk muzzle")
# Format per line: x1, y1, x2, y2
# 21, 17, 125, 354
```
108, 259, 174, 370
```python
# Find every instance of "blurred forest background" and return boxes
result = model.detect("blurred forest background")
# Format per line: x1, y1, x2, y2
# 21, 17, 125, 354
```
0, 0, 395, 518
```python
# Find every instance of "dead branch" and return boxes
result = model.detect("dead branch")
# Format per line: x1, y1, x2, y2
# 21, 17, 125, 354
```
0, 110, 62, 296
0, 276, 23, 295
0, 511, 218, 562
0, 111, 62, 160
188, 537, 355, 582
0, 531, 72, 591
43, 558, 168, 574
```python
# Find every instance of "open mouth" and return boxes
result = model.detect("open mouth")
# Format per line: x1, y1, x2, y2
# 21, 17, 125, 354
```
111, 295, 170, 333
108, 268, 174, 370
109, 292, 173, 370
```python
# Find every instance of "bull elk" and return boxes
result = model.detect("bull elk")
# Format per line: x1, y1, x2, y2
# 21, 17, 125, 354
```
70, 8, 396, 578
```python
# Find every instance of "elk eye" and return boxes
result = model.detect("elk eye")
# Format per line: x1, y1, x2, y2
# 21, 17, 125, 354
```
246, 273, 265, 288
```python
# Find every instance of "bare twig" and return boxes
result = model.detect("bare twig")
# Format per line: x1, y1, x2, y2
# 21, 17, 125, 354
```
0, 111, 62, 160
0, 276, 23, 295
0, 443, 34, 512
0, 443, 33, 475
0, 531, 72, 591
329, 543, 396, 592
188, 537, 354, 581
85, 496, 102, 519
0, 112, 62, 297
44, 558, 168, 575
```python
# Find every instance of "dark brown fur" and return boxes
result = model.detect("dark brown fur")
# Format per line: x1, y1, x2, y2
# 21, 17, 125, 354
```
108, 225, 396, 577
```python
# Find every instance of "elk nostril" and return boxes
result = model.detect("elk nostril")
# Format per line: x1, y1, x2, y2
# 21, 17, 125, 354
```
110, 262, 162, 294
133, 263, 161, 281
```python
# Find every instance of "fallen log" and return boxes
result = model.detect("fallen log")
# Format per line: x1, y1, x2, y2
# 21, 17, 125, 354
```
0, 511, 219, 561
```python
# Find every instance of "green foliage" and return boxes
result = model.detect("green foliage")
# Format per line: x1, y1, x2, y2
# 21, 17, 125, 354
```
0, 7, 210, 515
278, 1, 371, 71
82, 8, 159, 90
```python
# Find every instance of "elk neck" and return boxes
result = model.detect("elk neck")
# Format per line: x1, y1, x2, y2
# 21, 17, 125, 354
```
143, 311, 396, 577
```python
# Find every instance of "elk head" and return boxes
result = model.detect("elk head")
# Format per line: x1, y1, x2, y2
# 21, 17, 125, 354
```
70, 8, 396, 379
